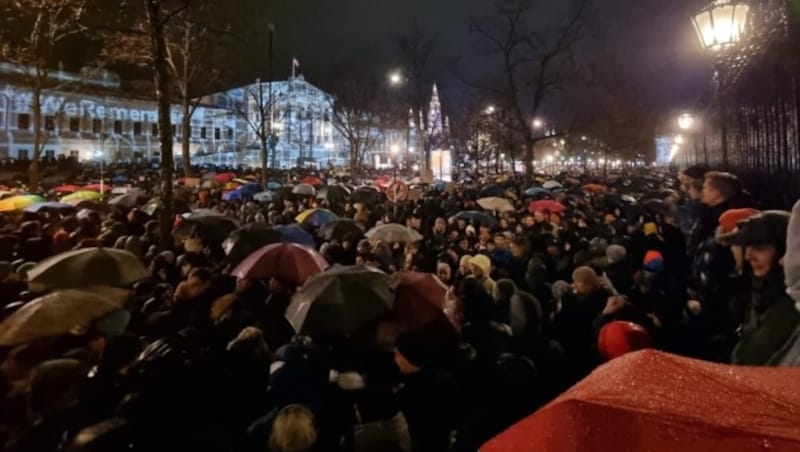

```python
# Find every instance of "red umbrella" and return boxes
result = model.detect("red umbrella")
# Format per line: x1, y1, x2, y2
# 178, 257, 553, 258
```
82, 184, 107, 193
301, 176, 323, 186
482, 350, 800, 452
527, 200, 566, 214
214, 172, 236, 183
232, 242, 329, 286
391, 271, 457, 330
54, 184, 81, 194
374, 176, 393, 189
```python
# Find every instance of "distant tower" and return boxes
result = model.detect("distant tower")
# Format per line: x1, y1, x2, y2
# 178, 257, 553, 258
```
427, 83, 444, 141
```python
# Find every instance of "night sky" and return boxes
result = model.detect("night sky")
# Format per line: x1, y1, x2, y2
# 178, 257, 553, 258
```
243, 0, 716, 115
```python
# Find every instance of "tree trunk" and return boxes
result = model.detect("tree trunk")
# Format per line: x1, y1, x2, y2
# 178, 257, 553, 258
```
349, 141, 360, 176
28, 84, 43, 191
260, 135, 268, 184
181, 99, 192, 178
525, 136, 535, 182
147, 0, 174, 251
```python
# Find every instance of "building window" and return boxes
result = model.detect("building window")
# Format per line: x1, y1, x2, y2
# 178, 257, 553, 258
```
69, 150, 80, 158
92, 119, 102, 133
44, 150, 55, 158
17, 114, 30, 130
227, 128, 233, 139
114, 120, 123, 134
151, 123, 158, 136
69, 117, 80, 132
200, 127, 207, 139
214, 128, 221, 140
45, 115, 55, 131
18, 149, 29, 160
133, 122, 142, 136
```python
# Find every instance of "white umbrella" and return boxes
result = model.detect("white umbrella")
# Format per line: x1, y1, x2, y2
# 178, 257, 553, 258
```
292, 184, 316, 196
477, 197, 515, 213
542, 180, 563, 190
365, 224, 423, 243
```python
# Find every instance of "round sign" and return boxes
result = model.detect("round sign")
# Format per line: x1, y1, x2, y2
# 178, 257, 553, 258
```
387, 181, 409, 203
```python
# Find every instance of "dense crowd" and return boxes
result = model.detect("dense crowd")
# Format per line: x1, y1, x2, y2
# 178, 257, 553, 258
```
0, 164, 798, 452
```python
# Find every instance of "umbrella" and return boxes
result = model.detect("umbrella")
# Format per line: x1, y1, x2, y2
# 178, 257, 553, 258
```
621, 194, 637, 204
61, 191, 102, 203
54, 184, 82, 194
232, 242, 329, 285
477, 197, 515, 213
350, 187, 383, 205
83, 184, 108, 193
223, 224, 282, 265
67, 199, 110, 213
295, 208, 338, 228
286, 265, 395, 335
482, 350, 800, 452
583, 183, 607, 193
227, 183, 263, 200
23, 202, 75, 214
27, 247, 149, 289
318, 219, 364, 242
365, 224, 423, 243
141, 198, 191, 217
266, 181, 282, 190
277, 224, 317, 247
0, 289, 128, 346
222, 190, 245, 201
528, 200, 566, 214
391, 271, 456, 330
111, 174, 128, 184
214, 172, 236, 183
523, 187, 551, 197
254, 191, 279, 203
316, 185, 351, 203
542, 180, 563, 190
479, 184, 505, 198
108, 193, 143, 210
292, 184, 316, 197
301, 176, 323, 186
455, 211, 498, 228
201, 172, 217, 180
0, 195, 46, 212
173, 212, 239, 242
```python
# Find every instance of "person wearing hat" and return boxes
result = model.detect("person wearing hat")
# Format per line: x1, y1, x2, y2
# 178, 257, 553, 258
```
727, 211, 800, 365
468, 254, 497, 299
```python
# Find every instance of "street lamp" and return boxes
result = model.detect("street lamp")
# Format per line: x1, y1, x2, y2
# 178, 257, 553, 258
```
678, 113, 695, 130
93, 150, 105, 194
532, 118, 544, 129
485, 105, 496, 115
388, 70, 412, 166
675, 134, 685, 145
388, 71, 403, 85
692, 0, 750, 52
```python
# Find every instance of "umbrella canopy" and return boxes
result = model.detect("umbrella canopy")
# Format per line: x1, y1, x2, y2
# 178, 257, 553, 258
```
523, 187, 551, 197
477, 197, 515, 213
365, 224, 423, 243
292, 184, 316, 197
528, 200, 566, 214
479, 184, 506, 198
142, 198, 191, 217
300, 176, 323, 186
295, 208, 338, 228
54, 184, 82, 194
108, 193, 144, 210
483, 350, 800, 452
214, 172, 236, 183
254, 191, 280, 203
82, 184, 109, 193
61, 190, 102, 203
0, 288, 128, 346
266, 180, 282, 190
582, 183, 607, 193
318, 219, 364, 242
225, 183, 263, 201
455, 211, 498, 228
286, 265, 395, 335
23, 202, 75, 214
223, 223, 282, 265
111, 174, 128, 184
232, 242, 329, 285
277, 224, 317, 247
350, 187, 384, 205
0, 195, 45, 212
391, 271, 454, 330
316, 185, 351, 203
27, 247, 149, 289
173, 212, 239, 242
542, 180, 563, 190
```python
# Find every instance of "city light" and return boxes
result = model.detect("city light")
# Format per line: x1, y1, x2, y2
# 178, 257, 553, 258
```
390, 144, 400, 155
581, 136, 587, 141
544, 154, 554, 163
485, 105, 496, 114
675, 134, 685, 145
532, 118, 544, 129
678, 113, 695, 130
692, 0, 750, 52
412, 163, 419, 171
388, 71, 403, 85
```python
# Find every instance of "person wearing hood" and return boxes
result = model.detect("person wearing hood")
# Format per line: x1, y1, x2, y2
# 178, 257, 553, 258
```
729, 211, 800, 365
468, 254, 497, 299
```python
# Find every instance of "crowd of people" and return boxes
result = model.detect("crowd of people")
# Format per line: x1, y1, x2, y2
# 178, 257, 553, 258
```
0, 163, 798, 452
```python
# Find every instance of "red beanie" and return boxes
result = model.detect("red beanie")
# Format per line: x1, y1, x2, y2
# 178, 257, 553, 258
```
598, 321, 653, 361
719, 208, 760, 234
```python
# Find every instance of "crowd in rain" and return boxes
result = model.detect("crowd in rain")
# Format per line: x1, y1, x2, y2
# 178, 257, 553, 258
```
0, 162, 799, 452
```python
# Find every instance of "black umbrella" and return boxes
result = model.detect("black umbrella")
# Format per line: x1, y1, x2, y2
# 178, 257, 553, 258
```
456, 210, 498, 228
109, 193, 145, 210
641, 199, 677, 217
318, 219, 365, 242
350, 187, 384, 205
142, 198, 191, 217
174, 212, 239, 242
317, 185, 351, 204
223, 223, 282, 265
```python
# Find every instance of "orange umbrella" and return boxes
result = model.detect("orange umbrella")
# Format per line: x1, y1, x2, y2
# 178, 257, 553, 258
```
482, 350, 800, 452
582, 183, 607, 192
301, 176, 324, 186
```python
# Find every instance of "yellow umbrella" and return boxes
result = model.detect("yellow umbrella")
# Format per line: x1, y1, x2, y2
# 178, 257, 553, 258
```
61, 190, 103, 203
0, 195, 45, 212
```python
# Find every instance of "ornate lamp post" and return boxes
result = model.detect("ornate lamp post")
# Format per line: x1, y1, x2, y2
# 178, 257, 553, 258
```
692, 0, 750, 168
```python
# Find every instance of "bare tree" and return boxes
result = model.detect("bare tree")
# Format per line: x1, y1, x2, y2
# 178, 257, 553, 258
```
468, 0, 588, 180
229, 80, 279, 181
0, 0, 87, 189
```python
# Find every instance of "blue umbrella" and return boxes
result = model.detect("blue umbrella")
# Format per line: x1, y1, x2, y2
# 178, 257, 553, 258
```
524, 187, 551, 197
480, 184, 505, 198
267, 181, 282, 190
238, 183, 263, 196
456, 210, 498, 228
277, 224, 316, 247
111, 174, 129, 184
223, 190, 244, 201
434, 180, 448, 192
24, 202, 75, 214
296, 208, 338, 228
